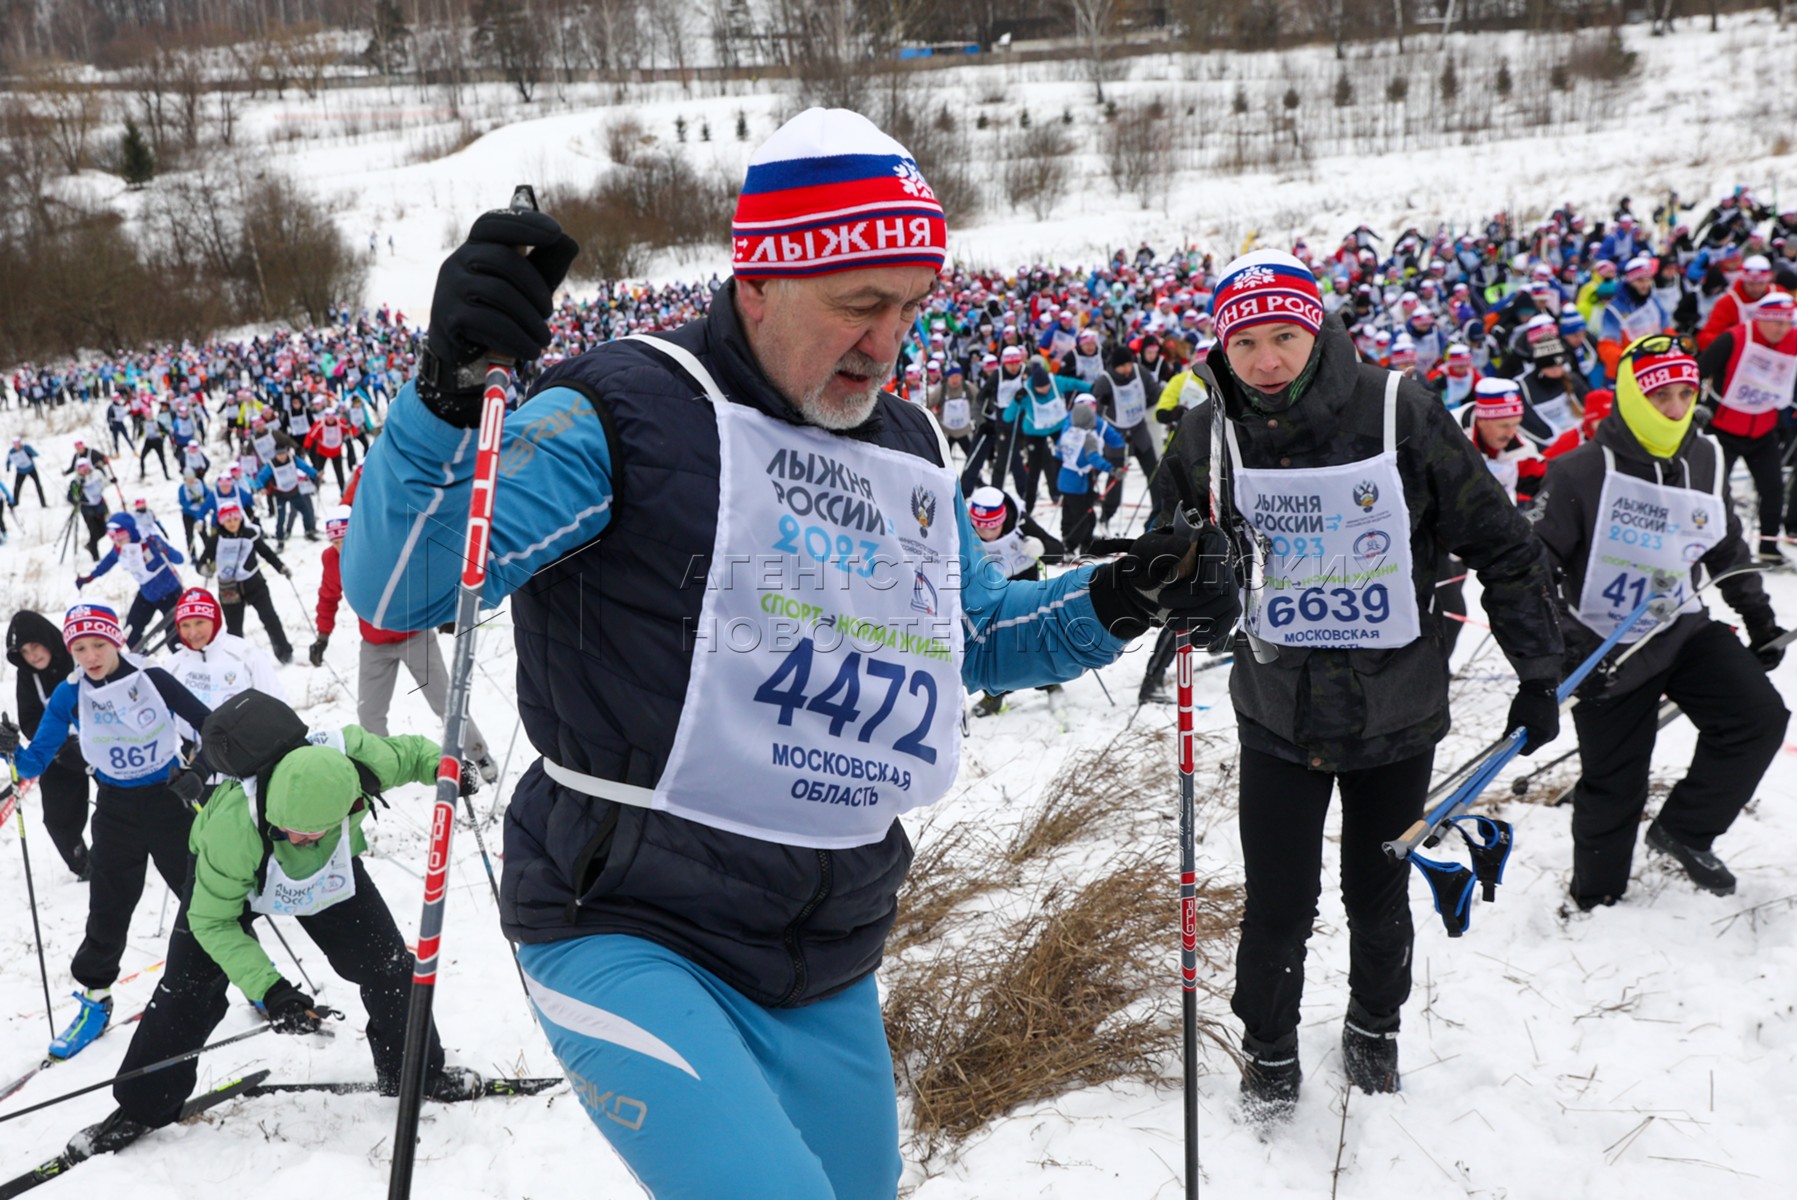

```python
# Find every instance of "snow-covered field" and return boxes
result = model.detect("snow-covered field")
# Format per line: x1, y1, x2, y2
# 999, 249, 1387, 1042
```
7, 13, 1797, 1199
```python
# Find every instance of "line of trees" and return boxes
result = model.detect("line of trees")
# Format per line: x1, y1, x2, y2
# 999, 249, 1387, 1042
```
2, 2, 1778, 83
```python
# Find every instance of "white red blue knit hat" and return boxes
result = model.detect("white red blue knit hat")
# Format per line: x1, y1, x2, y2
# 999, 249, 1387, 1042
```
63, 603, 124, 649
732, 108, 946, 279
968, 486, 1007, 531
1473, 377, 1525, 420
217, 499, 244, 520
1754, 289, 1795, 315
1744, 254, 1775, 280
1623, 255, 1657, 280
1209, 250, 1325, 342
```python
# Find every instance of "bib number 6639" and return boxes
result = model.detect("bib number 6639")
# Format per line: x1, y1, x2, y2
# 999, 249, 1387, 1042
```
1265, 583, 1390, 628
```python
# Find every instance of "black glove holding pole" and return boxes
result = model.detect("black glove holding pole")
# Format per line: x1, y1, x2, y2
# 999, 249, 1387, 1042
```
260, 978, 342, 1035
417, 205, 580, 428
1089, 519, 1241, 646
1506, 678, 1560, 755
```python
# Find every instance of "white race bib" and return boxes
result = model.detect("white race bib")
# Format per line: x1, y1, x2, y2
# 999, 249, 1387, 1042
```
78, 667, 180, 780
248, 809, 358, 917
1028, 389, 1068, 430
1227, 372, 1421, 650
1111, 375, 1147, 428
975, 528, 1038, 581
1574, 443, 1725, 641
1721, 338, 1797, 416
1619, 302, 1663, 343
941, 396, 972, 433
630, 337, 964, 849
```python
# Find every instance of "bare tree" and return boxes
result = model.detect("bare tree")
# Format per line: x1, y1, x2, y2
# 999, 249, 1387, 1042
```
1068, 0, 1117, 103
473, 0, 546, 101
650, 3, 694, 89
33, 72, 106, 173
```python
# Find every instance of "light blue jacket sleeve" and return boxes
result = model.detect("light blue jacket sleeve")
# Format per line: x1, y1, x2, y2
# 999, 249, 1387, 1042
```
956, 493, 1125, 694
340, 382, 614, 632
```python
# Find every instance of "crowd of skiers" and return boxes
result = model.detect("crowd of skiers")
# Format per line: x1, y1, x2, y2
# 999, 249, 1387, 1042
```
0, 166, 1793, 1187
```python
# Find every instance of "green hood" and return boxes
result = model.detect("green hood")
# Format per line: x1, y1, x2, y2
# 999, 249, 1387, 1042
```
265, 745, 361, 832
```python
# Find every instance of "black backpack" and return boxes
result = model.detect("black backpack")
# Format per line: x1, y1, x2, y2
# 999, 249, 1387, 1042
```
202, 689, 385, 892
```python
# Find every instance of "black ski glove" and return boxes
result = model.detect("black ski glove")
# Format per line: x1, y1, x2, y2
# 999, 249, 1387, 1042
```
308, 637, 328, 668
168, 767, 208, 810
419, 210, 580, 427
1088, 523, 1241, 644
260, 979, 340, 1035
1747, 618, 1789, 671
0, 714, 20, 757
1507, 678, 1560, 755
459, 760, 483, 798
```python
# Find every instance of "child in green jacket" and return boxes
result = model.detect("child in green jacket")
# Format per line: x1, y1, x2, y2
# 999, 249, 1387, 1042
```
80, 717, 483, 1151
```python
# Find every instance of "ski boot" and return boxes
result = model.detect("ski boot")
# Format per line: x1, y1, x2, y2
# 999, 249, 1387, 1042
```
1239, 1032, 1301, 1127
69, 1108, 152, 1157
49, 990, 113, 1060
1341, 1001, 1400, 1094
1137, 676, 1171, 706
1645, 821, 1737, 896
973, 693, 1006, 718
425, 1066, 485, 1102
68, 842, 91, 883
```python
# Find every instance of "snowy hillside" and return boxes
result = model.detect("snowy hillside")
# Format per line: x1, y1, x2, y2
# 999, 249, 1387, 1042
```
6, 11, 1797, 1200
2, 409, 1796, 1197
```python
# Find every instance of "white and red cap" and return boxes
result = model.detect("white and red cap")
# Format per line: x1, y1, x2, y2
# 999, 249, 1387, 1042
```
1000, 345, 1025, 365
1473, 377, 1524, 420
1623, 255, 1657, 280
63, 603, 124, 649
731, 108, 946, 279
216, 499, 245, 521
1210, 250, 1324, 341
967, 485, 1007, 531
324, 504, 352, 540
1627, 342, 1699, 395
1743, 254, 1774, 280
174, 587, 222, 645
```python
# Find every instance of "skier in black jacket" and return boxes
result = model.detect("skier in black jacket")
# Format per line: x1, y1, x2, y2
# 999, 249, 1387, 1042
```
1157, 250, 1564, 1122
4, 610, 91, 877
1531, 334, 1789, 909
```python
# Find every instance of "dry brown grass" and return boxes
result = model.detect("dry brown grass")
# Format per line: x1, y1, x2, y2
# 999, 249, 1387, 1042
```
884, 726, 1242, 1160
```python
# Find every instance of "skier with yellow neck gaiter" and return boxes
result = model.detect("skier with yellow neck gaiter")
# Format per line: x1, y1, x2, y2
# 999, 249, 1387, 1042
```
1532, 333, 1791, 911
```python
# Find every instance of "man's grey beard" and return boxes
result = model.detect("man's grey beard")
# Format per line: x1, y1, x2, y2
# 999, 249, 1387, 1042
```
793, 350, 892, 431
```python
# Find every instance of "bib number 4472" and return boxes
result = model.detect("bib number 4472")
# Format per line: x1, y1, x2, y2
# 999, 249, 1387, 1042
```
751, 637, 940, 764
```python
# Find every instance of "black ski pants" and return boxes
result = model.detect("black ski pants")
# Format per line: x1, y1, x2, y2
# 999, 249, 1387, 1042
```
1569, 620, 1789, 904
15, 469, 45, 505
958, 423, 1003, 495
1232, 746, 1433, 1046
220, 572, 292, 660
114, 856, 444, 1127
72, 780, 193, 990
1061, 488, 1098, 555
80, 503, 108, 560
1713, 428, 1787, 553
39, 757, 91, 872
1008, 434, 1059, 510
124, 590, 178, 654
139, 437, 170, 480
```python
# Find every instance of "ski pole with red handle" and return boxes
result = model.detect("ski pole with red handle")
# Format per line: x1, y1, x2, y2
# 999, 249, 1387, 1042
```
387, 184, 537, 1200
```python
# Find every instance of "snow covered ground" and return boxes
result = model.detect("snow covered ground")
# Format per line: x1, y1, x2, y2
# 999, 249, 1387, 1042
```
2, 410, 1795, 1198
7, 11, 1797, 1198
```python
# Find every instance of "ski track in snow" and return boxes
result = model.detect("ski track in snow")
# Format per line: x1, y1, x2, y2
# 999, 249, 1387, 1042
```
8, 15, 1797, 1196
